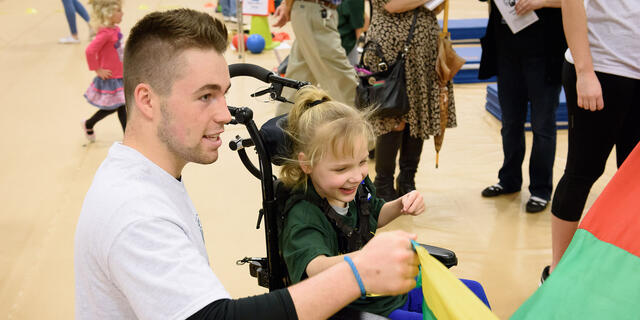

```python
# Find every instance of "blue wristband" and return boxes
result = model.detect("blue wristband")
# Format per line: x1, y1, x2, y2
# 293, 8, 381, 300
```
344, 256, 366, 297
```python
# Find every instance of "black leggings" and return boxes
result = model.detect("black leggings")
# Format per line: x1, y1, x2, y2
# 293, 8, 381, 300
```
551, 62, 640, 222
86, 105, 127, 131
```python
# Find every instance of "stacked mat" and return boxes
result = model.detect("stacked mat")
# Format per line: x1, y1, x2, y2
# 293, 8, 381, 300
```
439, 18, 487, 44
453, 46, 496, 84
437, 18, 495, 84
485, 83, 568, 130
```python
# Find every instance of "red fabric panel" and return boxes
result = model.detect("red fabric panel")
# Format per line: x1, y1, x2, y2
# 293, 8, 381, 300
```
579, 142, 640, 257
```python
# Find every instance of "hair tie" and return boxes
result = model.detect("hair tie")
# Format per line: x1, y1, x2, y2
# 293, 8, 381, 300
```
307, 97, 328, 108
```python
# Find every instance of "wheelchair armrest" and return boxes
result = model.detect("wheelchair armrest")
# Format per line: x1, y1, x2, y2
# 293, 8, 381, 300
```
420, 243, 458, 268
330, 307, 389, 320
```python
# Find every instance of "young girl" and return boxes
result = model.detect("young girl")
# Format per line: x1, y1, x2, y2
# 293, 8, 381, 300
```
279, 86, 427, 319
81, 0, 125, 142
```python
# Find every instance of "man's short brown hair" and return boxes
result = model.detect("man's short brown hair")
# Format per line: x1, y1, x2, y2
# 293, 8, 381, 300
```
123, 9, 228, 112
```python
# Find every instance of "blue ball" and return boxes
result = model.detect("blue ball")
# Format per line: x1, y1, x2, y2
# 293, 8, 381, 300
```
246, 34, 266, 54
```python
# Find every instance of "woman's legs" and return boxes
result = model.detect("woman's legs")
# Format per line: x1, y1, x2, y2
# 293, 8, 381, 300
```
550, 62, 640, 270
73, 0, 90, 22
220, 0, 236, 17
495, 51, 528, 194
374, 130, 403, 201
550, 216, 579, 272
61, 0, 89, 37
396, 124, 424, 197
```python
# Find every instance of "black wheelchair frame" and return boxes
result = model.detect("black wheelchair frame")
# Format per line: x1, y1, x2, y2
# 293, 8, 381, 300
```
226, 63, 458, 318
227, 63, 306, 290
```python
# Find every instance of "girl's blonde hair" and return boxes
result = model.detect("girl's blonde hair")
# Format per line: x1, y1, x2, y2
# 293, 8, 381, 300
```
89, 0, 121, 29
280, 86, 375, 190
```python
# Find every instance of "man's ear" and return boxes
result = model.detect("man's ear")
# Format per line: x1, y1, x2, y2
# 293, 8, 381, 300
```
133, 83, 156, 120
298, 152, 312, 174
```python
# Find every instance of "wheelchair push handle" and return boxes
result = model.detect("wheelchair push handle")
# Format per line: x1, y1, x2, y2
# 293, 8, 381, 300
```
229, 63, 309, 89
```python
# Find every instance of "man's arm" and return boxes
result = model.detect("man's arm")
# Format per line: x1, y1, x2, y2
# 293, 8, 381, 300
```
561, 0, 603, 111
190, 231, 418, 320
188, 290, 297, 320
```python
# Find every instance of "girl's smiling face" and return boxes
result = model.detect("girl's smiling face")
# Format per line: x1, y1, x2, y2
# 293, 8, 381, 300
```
301, 135, 370, 208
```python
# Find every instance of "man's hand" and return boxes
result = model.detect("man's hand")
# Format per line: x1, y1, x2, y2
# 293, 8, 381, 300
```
352, 231, 419, 295
272, 5, 290, 28
515, 0, 545, 15
400, 190, 425, 216
96, 68, 112, 79
576, 71, 604, 111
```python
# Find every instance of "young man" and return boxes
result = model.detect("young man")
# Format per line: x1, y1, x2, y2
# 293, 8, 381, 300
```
74, 9, 419, 319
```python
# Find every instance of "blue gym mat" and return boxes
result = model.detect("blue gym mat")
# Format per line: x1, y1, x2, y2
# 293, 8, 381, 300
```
452, 46, 496, 84
485, 83, 568, 130
438, 18, 487, 43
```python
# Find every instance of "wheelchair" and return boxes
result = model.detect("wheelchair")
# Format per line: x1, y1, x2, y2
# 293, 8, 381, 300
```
227, 63, 458, 319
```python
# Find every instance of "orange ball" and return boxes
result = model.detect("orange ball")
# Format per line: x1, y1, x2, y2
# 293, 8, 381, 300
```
232, 34, 248, 49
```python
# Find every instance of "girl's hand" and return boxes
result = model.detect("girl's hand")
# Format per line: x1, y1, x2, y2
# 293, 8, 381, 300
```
96, 69, 112, 79
400, 190, 425, 216
576, 71, 604, 111
515, 0, 545, 15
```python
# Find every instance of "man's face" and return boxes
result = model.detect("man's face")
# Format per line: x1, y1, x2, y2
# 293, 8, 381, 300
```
156, 48, 232, 167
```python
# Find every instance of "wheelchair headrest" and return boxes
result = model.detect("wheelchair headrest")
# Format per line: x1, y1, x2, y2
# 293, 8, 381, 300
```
259, 114, 292, 166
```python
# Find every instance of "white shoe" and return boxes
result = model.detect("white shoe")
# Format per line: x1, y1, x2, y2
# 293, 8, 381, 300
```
229, 16, 238, 23
59, 36, 80, 44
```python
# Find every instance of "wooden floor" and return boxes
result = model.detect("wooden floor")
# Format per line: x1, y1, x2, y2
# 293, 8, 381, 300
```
0, 0, 619, 318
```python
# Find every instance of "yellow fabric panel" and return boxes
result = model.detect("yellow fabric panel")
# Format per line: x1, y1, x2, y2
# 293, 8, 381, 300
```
416, 245, 498, 320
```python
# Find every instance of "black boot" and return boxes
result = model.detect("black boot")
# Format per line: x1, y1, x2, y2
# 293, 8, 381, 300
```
374, 131, 402, 201
396, 126, 424, 197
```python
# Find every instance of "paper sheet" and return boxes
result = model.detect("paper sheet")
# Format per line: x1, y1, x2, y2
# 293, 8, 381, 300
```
423, 0, 444, 11
242, 0, 268, 16
493, 0, 538, 34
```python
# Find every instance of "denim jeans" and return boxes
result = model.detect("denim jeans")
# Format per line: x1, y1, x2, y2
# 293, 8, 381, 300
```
220, 0, 237, 17
62, 0, 90, 35
496, 52, 561, 200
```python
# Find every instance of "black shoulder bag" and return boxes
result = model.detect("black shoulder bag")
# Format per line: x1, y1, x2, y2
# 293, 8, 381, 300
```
355, 11, 419, 118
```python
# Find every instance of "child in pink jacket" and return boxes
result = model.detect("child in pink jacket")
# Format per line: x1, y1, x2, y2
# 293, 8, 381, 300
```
82, 0, 125, 142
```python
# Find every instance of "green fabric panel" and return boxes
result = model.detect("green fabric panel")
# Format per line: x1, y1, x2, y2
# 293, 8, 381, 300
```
511, 229, 640, 320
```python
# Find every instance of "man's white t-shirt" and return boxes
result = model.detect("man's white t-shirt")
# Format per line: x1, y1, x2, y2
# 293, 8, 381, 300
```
565, 0, 640, 80
75, 143, 230, 320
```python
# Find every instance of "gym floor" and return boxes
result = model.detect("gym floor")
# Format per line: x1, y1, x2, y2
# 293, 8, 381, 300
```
0, 0, 618, 318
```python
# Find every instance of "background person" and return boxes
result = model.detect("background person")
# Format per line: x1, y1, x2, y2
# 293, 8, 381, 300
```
81, 0, 126, 142
478, 0, 565, 213
59, 0, 93, 44
272, 0, 359, 115
363, 0, 456, 201
545, 0, 640, 282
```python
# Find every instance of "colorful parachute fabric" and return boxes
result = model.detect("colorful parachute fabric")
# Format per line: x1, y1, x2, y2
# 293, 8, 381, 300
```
512, 143, 640, 319
413, 241, 498, 320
